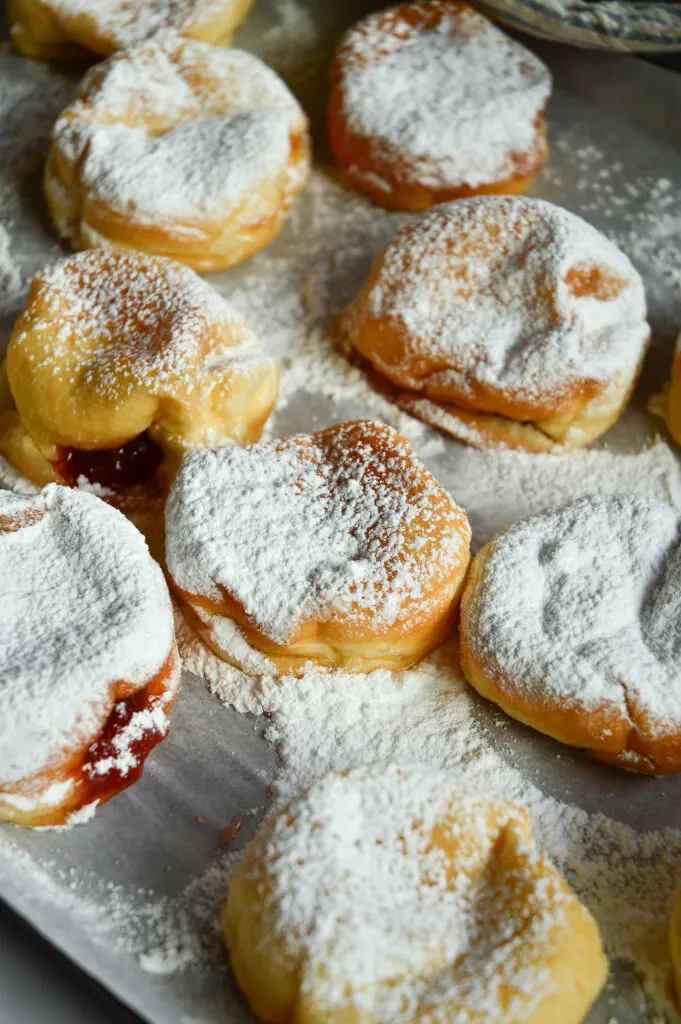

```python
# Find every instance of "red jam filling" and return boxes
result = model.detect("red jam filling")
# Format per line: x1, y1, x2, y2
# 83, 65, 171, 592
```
54, 432, 163, 492
78, 687, 167, 805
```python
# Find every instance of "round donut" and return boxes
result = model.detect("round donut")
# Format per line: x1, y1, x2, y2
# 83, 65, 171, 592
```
0, 485, 180, 827
0, 249, 278, 516
165, 420, 471, 674
9, 0, 253, 60
338, 196, 650, 453
328, 1, 551, 211
460, 494, 681, 774
224, 764, 607, 1024
45, 34, 311, 271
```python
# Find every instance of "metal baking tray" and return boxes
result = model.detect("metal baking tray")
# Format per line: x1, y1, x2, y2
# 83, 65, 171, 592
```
1, 3, 681, 1022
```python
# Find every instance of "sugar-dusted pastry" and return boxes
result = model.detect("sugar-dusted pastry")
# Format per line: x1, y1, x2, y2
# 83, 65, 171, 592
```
671, 880, 681, 1004
9, 0, 253, 60
45, 34, 310, 271
328, 1, 551, 210
224, 764, 607, 1024
460, 494, 681, 774
0, 485, 180, 827
166, 421, 471, 673
338, 196, 650, 452
0, 250, 278, 512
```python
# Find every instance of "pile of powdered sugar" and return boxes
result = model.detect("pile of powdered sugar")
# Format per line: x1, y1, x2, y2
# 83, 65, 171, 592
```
333, 2, 551, 190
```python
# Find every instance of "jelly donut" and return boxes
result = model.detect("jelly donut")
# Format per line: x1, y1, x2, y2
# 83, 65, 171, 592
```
224, 764, 607, 1024
9, 0, 253, 61
339, 197, 650, 452
45, 34, 310, 271
166, 420, 471, 674
460, 494, 681, 774
0, 250, 278, 518
328, 1, 551, 211
0, 485, 180, 827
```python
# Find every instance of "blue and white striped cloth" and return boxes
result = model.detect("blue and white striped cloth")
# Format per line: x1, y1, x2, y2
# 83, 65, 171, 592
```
475, 1, 681, 50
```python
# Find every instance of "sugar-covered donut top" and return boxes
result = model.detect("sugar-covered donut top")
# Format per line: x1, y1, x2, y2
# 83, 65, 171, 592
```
8, 249, 275, 450
51, 33, 308, 224
237, 764, 573, 1022
166, 421, 471, 644
465, 494, 681, 732
333, 0, 551, 189
0, 485, 175, 785
353, 196, 649, 414
39, 0, 240, 52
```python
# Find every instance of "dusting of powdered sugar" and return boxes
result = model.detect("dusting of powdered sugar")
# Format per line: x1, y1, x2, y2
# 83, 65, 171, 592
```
234, 763, 578, 1024
28, 0, 240, 50
166, 421, 469, 644
0, 485, 176, 789
344, 196, 649, 412
51, 36, 307, 229
15, 249, 269, 401
464, 494, 681, 729
332, 1, 551, 190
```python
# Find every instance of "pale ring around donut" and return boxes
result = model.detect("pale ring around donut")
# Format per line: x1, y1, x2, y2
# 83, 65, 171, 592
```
8, 0, 254, 61
224, 764, 607, 1024
45, 34, 311, 271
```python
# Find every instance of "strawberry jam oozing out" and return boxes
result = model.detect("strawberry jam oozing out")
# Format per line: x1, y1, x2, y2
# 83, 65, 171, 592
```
77, 675, 170, 806
54, 431, 163, 491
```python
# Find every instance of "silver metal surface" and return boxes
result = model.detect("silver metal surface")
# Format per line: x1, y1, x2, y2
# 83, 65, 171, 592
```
0, 4, 681, 1022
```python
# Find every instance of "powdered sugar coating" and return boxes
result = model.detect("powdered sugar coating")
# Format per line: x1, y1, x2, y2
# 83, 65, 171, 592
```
166, 421, 470, 645
51, 35, 308, 229
464, 494, 681, 730
353, 196, 649, 413
232, 764, 583, 1022
33, 0, 240, 50
0, 485, 176, 786
333, 1, 551, 190
16, 249, 264, 401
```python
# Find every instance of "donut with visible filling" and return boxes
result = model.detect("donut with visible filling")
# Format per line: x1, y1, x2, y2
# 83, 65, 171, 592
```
165, 420, 471, 674
224, 764, 607, 1024
0, 485, 180, 827
460, 494, 681, 774
0, 250, 278, 543
338, 196, 650, 452
328, 1, 551, 210
45, 34, 310, 271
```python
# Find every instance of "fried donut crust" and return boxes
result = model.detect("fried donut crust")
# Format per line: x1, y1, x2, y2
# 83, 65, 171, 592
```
328, 1, 550, 210
44, 35, 310, 271
8, 0, 253, 60
0, 251, 279, 512
223, 766, 607, 1024
460, 538, 681, 775
166, 421, 472, 674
